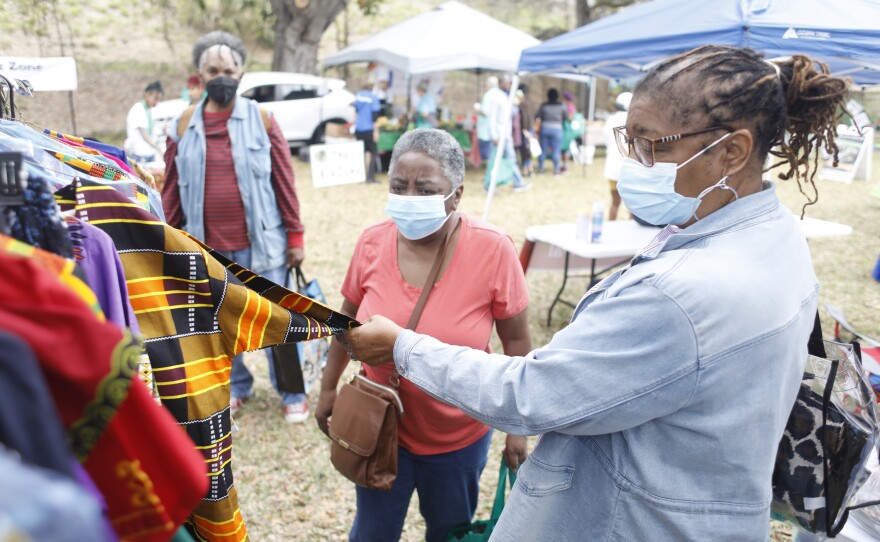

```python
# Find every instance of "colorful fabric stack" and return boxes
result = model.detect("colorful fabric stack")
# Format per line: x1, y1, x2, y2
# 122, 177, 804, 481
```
56, 179, 358, 542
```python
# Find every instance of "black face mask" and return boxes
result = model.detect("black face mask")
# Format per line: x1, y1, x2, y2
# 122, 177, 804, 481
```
206, 76, 238, 105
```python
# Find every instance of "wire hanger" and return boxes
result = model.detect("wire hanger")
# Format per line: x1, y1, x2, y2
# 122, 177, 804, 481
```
0, 74, 17, 121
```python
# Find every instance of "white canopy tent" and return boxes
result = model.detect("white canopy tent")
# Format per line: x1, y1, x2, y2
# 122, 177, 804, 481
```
323, 1, 540, 75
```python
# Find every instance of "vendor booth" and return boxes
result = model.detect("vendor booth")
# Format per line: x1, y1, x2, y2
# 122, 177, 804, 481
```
323, 0, 543, 155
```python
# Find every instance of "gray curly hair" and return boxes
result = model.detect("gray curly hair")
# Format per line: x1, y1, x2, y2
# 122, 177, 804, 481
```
193, 31, 247, 69
388, 129, 465, 189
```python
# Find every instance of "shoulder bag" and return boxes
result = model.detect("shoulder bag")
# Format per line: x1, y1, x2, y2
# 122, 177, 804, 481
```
771, 312, 880, 535
328, 213, 460, 491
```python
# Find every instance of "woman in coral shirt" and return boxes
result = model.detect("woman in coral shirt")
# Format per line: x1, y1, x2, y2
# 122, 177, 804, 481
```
316, 129, 531, 542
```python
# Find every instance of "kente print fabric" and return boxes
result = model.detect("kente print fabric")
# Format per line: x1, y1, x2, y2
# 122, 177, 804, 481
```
0, 239, 208, 542
66, 215, 157, 398
56, 178, 358, 542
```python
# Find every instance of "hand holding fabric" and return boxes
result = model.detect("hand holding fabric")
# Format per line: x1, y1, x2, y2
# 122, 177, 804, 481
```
340, 315, 403, 367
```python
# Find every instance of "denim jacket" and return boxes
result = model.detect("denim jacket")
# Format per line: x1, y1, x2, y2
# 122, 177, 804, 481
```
393, 183, 818, 541
170, 97, 286, 273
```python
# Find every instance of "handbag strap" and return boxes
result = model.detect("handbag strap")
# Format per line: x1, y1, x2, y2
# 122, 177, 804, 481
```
405, 212, 460, 331
388, 213, 459, 387
293, 266, 308, 291
808, 310, 827, 358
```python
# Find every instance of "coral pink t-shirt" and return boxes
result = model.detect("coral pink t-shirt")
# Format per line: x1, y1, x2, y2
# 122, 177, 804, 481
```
341, 214, 529, 455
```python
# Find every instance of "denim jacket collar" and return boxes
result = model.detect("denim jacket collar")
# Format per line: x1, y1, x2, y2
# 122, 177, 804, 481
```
633, 181, 780, 265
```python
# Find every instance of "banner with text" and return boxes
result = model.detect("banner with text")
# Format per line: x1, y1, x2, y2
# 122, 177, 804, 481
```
0, 57, 78, 91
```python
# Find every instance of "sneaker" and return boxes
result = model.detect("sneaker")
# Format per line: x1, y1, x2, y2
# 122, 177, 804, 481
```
230, 395, 249, 416
283, 401, 310, 424
513, 184, 532, 193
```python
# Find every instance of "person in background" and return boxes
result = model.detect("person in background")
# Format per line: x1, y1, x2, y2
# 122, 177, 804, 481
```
372, 77, 393, 118
162, 30, 309, 423
485, 74, 529, 192
560, 90, 578, 173
413, 80, 438, 128
602, 91, 632, 220
125, 80, 163, 163
517, 83, 535, 177
354, 82, 381, 184
316, 128, 531, 542
535, 88, 565, 176
475, 76, 497, 165
185, 74, 205, 105
341, 45, 849, 541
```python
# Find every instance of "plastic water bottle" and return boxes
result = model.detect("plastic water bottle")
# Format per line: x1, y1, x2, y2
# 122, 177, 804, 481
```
591, 201, 604, 243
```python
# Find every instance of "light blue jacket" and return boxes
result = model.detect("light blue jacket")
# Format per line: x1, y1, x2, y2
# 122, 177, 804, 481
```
170, 97, 286, 274
393, 183, 818, 541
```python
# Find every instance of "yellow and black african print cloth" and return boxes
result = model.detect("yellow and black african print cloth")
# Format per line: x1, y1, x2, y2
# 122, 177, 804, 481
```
56, 179, 358, 542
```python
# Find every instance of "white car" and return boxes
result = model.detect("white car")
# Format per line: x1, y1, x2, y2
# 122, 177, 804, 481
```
151, 72, 356, 150
238, 71, 355, 147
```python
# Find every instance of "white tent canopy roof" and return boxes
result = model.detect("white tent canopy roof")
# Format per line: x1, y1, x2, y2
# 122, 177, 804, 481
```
323, 1, 540, 75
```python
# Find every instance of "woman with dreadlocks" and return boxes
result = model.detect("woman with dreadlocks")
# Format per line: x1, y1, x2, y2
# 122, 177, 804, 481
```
340, 45, 849, 540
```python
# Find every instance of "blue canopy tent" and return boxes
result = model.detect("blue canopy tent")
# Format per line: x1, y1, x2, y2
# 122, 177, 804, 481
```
518, 0, 880, 87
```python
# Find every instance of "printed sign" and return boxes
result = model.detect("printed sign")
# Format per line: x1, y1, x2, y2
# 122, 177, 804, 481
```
0, 57, 77, 91
308, 140, 366, 188
819, 126, 874, 183
847, 98, 872, 132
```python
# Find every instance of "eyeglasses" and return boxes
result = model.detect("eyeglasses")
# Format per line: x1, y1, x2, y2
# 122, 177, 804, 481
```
613, 125, 733, 167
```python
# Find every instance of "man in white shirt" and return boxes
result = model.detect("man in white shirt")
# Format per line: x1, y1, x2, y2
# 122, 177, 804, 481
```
484, 74, 529, 192
125, 81, 163, 163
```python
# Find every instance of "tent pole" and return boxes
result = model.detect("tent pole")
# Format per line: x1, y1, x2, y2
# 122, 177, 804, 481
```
406, 72, 412, 126
588, 75, 597, 123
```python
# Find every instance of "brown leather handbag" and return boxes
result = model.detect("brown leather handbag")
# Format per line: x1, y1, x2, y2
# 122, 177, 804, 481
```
328, 213, 460, 491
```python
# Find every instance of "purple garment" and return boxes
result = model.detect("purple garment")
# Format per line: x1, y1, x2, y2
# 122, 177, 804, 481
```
71, 461, 120, 542
66, 216, 139, 331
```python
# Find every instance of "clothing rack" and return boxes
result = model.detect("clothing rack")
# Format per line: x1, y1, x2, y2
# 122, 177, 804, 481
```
0, 152, 24, 235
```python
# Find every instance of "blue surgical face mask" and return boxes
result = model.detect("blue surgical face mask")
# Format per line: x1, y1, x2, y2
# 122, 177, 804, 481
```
385, 190, 456, 240
617, 133, 738, 226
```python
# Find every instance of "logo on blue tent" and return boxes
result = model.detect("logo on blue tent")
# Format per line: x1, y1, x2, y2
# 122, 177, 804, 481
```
782, 27, 831, 40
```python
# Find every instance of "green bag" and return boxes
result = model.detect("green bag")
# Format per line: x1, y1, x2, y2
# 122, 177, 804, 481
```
483, 146, 516, 190
445, 458, 517, 541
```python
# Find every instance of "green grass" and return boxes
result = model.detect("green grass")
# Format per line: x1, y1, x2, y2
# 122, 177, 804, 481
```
231, 153, 880, 540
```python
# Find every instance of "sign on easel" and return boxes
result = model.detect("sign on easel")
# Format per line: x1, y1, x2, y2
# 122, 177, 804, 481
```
819, 126, 874, 183
308, 141, 366, 188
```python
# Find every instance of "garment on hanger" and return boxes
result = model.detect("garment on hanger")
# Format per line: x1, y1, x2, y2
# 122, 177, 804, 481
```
0, 445, 108, 542
3, 171, 73, 258
57, 177, 358, 541
66, 216, 157, 397
0, 331, 119, 541
44, 131, 134, 175
0, 247, 208, 542
0, 120, 165, 220
0, 331, 75, 478
0, 233, 102, 318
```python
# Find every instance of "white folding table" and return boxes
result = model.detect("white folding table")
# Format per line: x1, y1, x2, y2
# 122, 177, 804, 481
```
523, 214, 853, 325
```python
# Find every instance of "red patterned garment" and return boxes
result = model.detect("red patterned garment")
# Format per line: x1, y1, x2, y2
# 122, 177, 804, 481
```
0, 246, 208, 541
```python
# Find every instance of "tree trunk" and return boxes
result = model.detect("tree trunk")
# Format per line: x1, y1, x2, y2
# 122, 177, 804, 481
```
270, 0, 348, 74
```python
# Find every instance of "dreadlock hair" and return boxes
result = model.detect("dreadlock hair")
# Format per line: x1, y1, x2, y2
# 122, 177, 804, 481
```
634, 45, 849, 214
